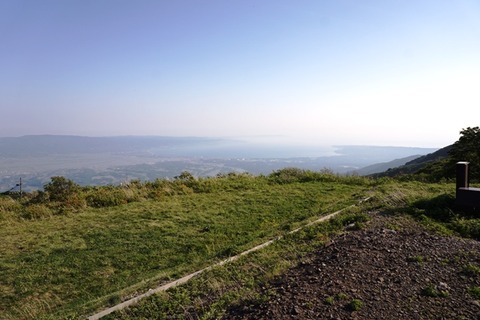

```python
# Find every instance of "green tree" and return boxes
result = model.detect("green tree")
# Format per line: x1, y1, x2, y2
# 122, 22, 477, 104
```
174, 171, 195, 182
449, 127, 480, 181
44, 176, 80, 202
416, 127, 480, 182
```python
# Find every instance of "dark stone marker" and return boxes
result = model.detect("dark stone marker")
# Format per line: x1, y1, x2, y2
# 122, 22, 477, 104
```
456, 161, 480, 208
456, 162, 469, 190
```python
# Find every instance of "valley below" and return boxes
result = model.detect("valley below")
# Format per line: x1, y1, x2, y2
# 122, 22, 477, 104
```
0, 135, 437, 192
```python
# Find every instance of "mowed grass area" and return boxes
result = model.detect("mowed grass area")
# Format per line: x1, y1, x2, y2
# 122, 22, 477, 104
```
1, 173, 370, 319
106, 180, 472, 320
105, 207, 375, 320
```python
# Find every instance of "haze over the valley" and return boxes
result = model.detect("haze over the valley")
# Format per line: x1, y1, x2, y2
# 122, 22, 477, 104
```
0, 135, 437, 191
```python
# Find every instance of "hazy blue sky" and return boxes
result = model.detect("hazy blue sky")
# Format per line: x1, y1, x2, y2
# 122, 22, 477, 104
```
1, 0, 479, 147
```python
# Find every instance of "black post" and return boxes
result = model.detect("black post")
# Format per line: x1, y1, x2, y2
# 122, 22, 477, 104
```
456, 162, 480, 209
456, 162, 470, 204
456, 162, 469, 190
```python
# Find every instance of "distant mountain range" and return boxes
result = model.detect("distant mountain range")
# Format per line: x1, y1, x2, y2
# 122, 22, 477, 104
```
0, 135, 439, 191
0, 135, 223, 156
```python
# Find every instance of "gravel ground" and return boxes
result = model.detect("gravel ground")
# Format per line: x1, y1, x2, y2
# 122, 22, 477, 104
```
223, 212, 480, 319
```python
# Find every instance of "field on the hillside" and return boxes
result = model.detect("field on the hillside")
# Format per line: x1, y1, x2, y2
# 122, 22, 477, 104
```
1, 171, 372, 319
105, 179, 480, 320
2, 170, 478, 319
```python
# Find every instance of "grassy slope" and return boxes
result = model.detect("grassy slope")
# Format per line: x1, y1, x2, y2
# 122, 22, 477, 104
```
108, 180, 480, 320
1, 175, 368, 319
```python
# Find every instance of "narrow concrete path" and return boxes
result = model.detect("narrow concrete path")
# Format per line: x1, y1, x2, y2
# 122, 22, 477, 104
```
88, 198, 370, 319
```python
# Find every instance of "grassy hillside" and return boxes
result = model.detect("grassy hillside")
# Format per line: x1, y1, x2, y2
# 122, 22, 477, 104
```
354, 154, 421, 176
373, 127, 480, 183
371, 145, 452, 178
105, 180, 479, 320
1, 170, 371, 319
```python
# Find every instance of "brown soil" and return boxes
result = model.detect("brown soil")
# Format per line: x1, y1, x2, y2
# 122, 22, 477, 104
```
222, 212, 480, 319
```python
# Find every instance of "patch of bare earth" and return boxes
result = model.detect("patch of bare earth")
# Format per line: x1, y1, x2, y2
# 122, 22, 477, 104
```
223, 212, 480, 319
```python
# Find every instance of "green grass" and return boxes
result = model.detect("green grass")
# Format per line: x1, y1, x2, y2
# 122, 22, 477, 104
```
468, 286, 480, 299
336, 292, 349, 301
421, 284, 449, 298
407, 255, 427, 264
105, 209, 370, 319
0, 172, 474, 319
463, 263, 480, 277
347, 299, 364, 311
112, 179, 466, 319
324, 296, 335, 305
0, 174, 368, 319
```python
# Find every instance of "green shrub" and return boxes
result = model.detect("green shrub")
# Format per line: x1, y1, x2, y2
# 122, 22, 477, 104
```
462, 263, 480, 276
468, 286, 480, 299
421, 284, 448, 298
336, 293, 349, 300
44, 176, 80, 202
450, 218, 480, 239
28, 190, 50, 204
407, 255, 426, 264
86, 187, 128, 208
22, 204, 54, 220
62, 193, 87, 210
268, 167, 307, 184
146, 179, 176, 198
347, 299, 363, 311
267, 167, 336, 184
268, 167, 371, 186
0, 196, 22, 220
324, 296, 335, 305
174, 171, 200, 191
173, 184, 194, 195
0, 196, 22, 213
